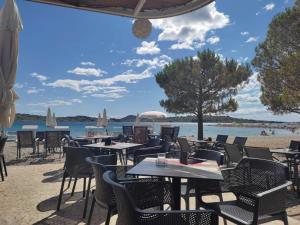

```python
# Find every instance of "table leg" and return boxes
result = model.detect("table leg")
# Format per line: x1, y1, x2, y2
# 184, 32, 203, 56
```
293, 157, 300, 198
172, 177, 181, 210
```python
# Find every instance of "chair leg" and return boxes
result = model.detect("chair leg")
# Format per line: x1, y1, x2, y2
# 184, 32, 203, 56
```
282, 211, 288, 225
57, 172, 67, 211
71, 177, 77, 196
83, 178, 86, 197
2, 156, 7, 176
218, 193, 227, 225
105, 206, 112, 225
67, 177, 72, 189
87, 193, 96, 225
0, 161, 4, 181
83, 176, 92, 218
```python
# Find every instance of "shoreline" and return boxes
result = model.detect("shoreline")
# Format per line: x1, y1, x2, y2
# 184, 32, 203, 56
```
214, 122, 300, 131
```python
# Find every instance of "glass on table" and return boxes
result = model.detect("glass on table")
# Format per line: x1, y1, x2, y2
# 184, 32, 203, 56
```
156, 153, 167, 166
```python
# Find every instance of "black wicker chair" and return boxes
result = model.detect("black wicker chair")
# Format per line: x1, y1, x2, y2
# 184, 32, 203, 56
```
123, 125, 134, 139
17, 130, 36, 159
224, 144, 243, 167
181, 149, 225, 210
0, 136, 8, 181
172, 126, 180, 142
202, 158, 291, 225
86, 154, 134, 225
133, 141, 171, 165
133, 126, 149, 144
244, 146, 273, 160
211, 135, 228, 151
57, 147, 94, 218
178, 137, 193, 153
45, 131, 62, 156
103, 170, 219, 225
289, 140, 300, 150
160, 126, 175, 141
232, 136, 247, 153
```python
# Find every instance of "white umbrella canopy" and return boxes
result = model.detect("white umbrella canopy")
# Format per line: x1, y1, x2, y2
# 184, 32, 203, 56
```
0, 0, 23, 131
52, 112, 57, 127
101, 108, 108, 128
140, 111, 167, 120
135, 113, 141, 125
96, 113, 102, 127
46, 107, 52, 127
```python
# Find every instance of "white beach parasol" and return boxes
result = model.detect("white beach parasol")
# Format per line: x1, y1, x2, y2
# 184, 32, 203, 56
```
96, 113, 102, 127
46, 107, 52, 127
52, 112, 57, 127
140, 111, 167, 120
0, 0, 23, 134
135, 113, 141, 125
101, 108, 108, 128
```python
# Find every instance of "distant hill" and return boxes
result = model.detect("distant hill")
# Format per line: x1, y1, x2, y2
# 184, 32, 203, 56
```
15, 113, 282, 124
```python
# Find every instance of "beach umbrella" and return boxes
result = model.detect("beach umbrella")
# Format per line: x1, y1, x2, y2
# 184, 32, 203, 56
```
101, 109, 108, 128
52, 112, 57, 127
0, 0, 23, 134
96, 113, 102, 127
135, 113, 141, 126
28, 0, 214, 19
140, 111, 167, 120
46, 107, 52, 127
28, 0, 214, 39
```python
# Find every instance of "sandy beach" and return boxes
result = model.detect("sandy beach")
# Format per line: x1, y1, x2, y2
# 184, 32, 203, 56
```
1, 136, 300, 225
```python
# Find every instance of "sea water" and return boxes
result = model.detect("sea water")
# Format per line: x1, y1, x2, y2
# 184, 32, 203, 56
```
4, 120, 296, 138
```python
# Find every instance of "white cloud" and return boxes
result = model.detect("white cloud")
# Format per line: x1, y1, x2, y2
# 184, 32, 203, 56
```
235, 93, 259, 103
239, 72, 260, 92
136, 41, 161, 55
206, 36, 220, 45
263, 3, 275, 11
240, 31, 249, 36
151, 2, 229, 50
46, 68, 153, 100
15, 83, 24, 89
230, 107, 267, 116
28, 98, 82, 107
170, 42, 196, 50
237, 56, 249, 63
109, 49, 126, 54
31, 73, 48, 81
27, 87, 44, 94
81, 61, 95, 66
122, 55, 172, 69
67, 67, 107, 77
245, 37, 258, 43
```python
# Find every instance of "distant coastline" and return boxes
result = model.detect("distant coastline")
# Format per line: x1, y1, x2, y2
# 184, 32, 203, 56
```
15, 113, 288, 124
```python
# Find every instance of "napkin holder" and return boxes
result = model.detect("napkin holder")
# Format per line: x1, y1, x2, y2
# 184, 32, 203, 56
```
180, 151, 189, 165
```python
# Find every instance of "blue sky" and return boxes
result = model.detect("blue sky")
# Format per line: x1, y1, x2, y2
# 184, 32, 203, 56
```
4, 0, 300, 121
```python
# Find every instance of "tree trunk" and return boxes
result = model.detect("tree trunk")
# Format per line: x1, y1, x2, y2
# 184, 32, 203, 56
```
197, 111, 204, 140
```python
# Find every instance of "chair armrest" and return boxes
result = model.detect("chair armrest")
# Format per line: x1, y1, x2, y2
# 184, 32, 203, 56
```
135, 209, 218, 225
255, 181, 291, 216
256, 181, 292, 197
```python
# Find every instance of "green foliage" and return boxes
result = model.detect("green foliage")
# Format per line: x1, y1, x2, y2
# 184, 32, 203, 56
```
252, 2, 300, 114
156, 49, 252, 139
